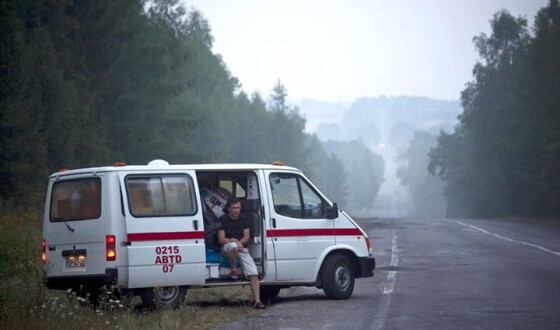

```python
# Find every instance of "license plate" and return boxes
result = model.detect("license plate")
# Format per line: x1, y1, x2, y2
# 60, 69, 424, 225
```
66, 255, 86, 268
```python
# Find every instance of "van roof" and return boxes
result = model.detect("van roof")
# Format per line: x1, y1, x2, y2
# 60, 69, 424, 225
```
50, 162, 301, 178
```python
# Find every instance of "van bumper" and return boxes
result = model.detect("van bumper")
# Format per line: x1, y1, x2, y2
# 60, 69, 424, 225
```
43, 268, 118, 290
356, 257, 376, 278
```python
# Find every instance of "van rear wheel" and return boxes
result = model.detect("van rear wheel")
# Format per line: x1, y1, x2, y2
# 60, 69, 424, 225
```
321, 254, 354, 300
140, 286, 187, 309
71, 285, 101, 308
113, 288, 134, 308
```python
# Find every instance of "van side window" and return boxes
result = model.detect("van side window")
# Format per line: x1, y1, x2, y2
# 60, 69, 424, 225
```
219, 179, 246, 198
50, 178, 101, 222
269, 173, 325, 219
126, 175, 197, 217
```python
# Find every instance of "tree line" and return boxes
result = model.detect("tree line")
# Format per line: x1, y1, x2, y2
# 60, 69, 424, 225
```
428, 0, 560, 218
0, 0, 383, 213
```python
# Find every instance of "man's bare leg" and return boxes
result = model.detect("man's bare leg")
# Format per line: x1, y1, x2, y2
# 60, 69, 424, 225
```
250, 274, 263, 307
228, 248, 238, 278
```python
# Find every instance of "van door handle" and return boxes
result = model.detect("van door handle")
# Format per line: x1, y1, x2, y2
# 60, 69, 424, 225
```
272, 218, 276, 228
193, 220, 199, 231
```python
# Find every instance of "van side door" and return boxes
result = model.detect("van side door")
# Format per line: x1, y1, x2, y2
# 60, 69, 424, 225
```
119, 172, 206, 288
265, 171, 335, 281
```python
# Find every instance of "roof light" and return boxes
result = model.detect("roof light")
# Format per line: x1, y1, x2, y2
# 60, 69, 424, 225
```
271, 161, 283, 166
148, 159, 169, 166
113, 162, 126, 167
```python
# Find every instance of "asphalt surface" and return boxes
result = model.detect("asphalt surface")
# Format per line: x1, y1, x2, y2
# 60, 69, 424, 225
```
219, 194, 560, 330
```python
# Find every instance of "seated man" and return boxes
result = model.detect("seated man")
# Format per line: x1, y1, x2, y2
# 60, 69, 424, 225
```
217, 197, 265, 309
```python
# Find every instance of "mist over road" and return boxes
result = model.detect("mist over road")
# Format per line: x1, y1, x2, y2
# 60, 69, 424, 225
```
222, 194, 560, 329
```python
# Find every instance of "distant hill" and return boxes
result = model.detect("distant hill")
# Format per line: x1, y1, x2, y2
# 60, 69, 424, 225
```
297, 96, 461, 150
296, 98, 351, 132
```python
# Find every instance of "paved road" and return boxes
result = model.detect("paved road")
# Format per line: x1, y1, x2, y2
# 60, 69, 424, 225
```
363, 217, 560, 330
221, 195, 560, 329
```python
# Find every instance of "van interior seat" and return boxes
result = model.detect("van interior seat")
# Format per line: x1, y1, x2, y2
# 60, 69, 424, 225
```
240, 199, 261, 239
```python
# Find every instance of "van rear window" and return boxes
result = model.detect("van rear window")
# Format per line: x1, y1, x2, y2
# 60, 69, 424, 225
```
50, 178, 101, 221
126, 175, 197, 217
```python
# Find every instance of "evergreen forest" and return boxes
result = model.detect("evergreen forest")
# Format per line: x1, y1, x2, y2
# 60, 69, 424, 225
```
428, 0, 560, 218
1, 0, 558, 219
1, 0, 385, 213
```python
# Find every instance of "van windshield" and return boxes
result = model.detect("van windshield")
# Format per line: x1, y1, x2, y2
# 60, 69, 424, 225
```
50, 178, 101, 222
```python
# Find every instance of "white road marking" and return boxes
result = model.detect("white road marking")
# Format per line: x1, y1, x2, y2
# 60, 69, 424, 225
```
455, 220, 560, 257
383, 232, 398, 294
371, 231, 398, 330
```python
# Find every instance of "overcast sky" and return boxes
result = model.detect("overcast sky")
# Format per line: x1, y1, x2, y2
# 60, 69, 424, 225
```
184, 0, 548, 103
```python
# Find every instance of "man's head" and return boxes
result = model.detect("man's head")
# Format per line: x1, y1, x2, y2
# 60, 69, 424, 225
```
226, 197, 241, 219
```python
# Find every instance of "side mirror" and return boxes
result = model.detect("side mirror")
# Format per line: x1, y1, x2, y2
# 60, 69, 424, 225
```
326, 202, 339, 219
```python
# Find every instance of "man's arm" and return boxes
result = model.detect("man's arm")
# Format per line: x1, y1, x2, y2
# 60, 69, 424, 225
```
218, 227, 244, 249
239, 228, 250, 246
217, 229, 228, 245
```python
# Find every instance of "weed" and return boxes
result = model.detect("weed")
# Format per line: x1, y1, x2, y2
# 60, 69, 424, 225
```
0, 211, 258, 330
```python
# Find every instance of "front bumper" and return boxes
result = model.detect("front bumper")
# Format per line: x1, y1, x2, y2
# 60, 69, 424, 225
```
356, 256, 376, 278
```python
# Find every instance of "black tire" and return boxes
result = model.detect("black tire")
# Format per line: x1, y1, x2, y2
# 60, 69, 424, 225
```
73, 285, 101, 308
88, 290, 101, 307
140, 286, 187, 309
260, 285, 281, 303
112, 288, 135, 308
321, 254, 355, 300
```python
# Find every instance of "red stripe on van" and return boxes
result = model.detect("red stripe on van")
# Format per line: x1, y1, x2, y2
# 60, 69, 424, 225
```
128, 231, 205, 241
267, 228, 362, 237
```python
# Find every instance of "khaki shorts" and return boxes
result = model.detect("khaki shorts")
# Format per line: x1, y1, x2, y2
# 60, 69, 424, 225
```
221, 242, 258, 276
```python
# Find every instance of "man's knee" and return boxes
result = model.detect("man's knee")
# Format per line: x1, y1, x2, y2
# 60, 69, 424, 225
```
222, 242, 239, 256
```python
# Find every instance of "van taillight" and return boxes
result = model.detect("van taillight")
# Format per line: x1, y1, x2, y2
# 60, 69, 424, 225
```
42, 239, 47, 264
106, 235, 116, 261
365, 237, 372, 250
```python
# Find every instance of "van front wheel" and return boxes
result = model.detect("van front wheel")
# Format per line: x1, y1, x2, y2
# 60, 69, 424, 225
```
321, 254, 354, 300
140, 286, 187, 309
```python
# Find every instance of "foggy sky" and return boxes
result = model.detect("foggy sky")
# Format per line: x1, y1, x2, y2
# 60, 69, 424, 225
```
184, 0, 548, 103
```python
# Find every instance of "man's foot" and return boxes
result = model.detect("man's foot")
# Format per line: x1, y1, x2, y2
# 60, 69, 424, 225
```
230, 269, 238, 280
254, 301, 266, 309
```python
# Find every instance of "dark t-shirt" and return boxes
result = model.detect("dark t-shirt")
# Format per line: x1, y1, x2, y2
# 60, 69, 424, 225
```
218, 214, 251, 242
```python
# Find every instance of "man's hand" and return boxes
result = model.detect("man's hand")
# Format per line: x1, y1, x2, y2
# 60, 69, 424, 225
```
229, 238, 244, 251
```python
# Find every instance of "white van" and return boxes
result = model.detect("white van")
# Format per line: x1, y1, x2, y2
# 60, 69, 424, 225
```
42, 160, 375, 308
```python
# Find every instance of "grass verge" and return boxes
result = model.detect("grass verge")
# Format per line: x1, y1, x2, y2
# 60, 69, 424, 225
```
0, 211, 257, 330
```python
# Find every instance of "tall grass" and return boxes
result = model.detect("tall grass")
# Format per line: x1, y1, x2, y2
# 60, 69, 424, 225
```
0, 211, 257, 329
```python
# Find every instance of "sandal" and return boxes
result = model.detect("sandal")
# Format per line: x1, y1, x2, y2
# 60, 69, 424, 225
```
230, 269, 238, 280
254, 301, 266, 309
